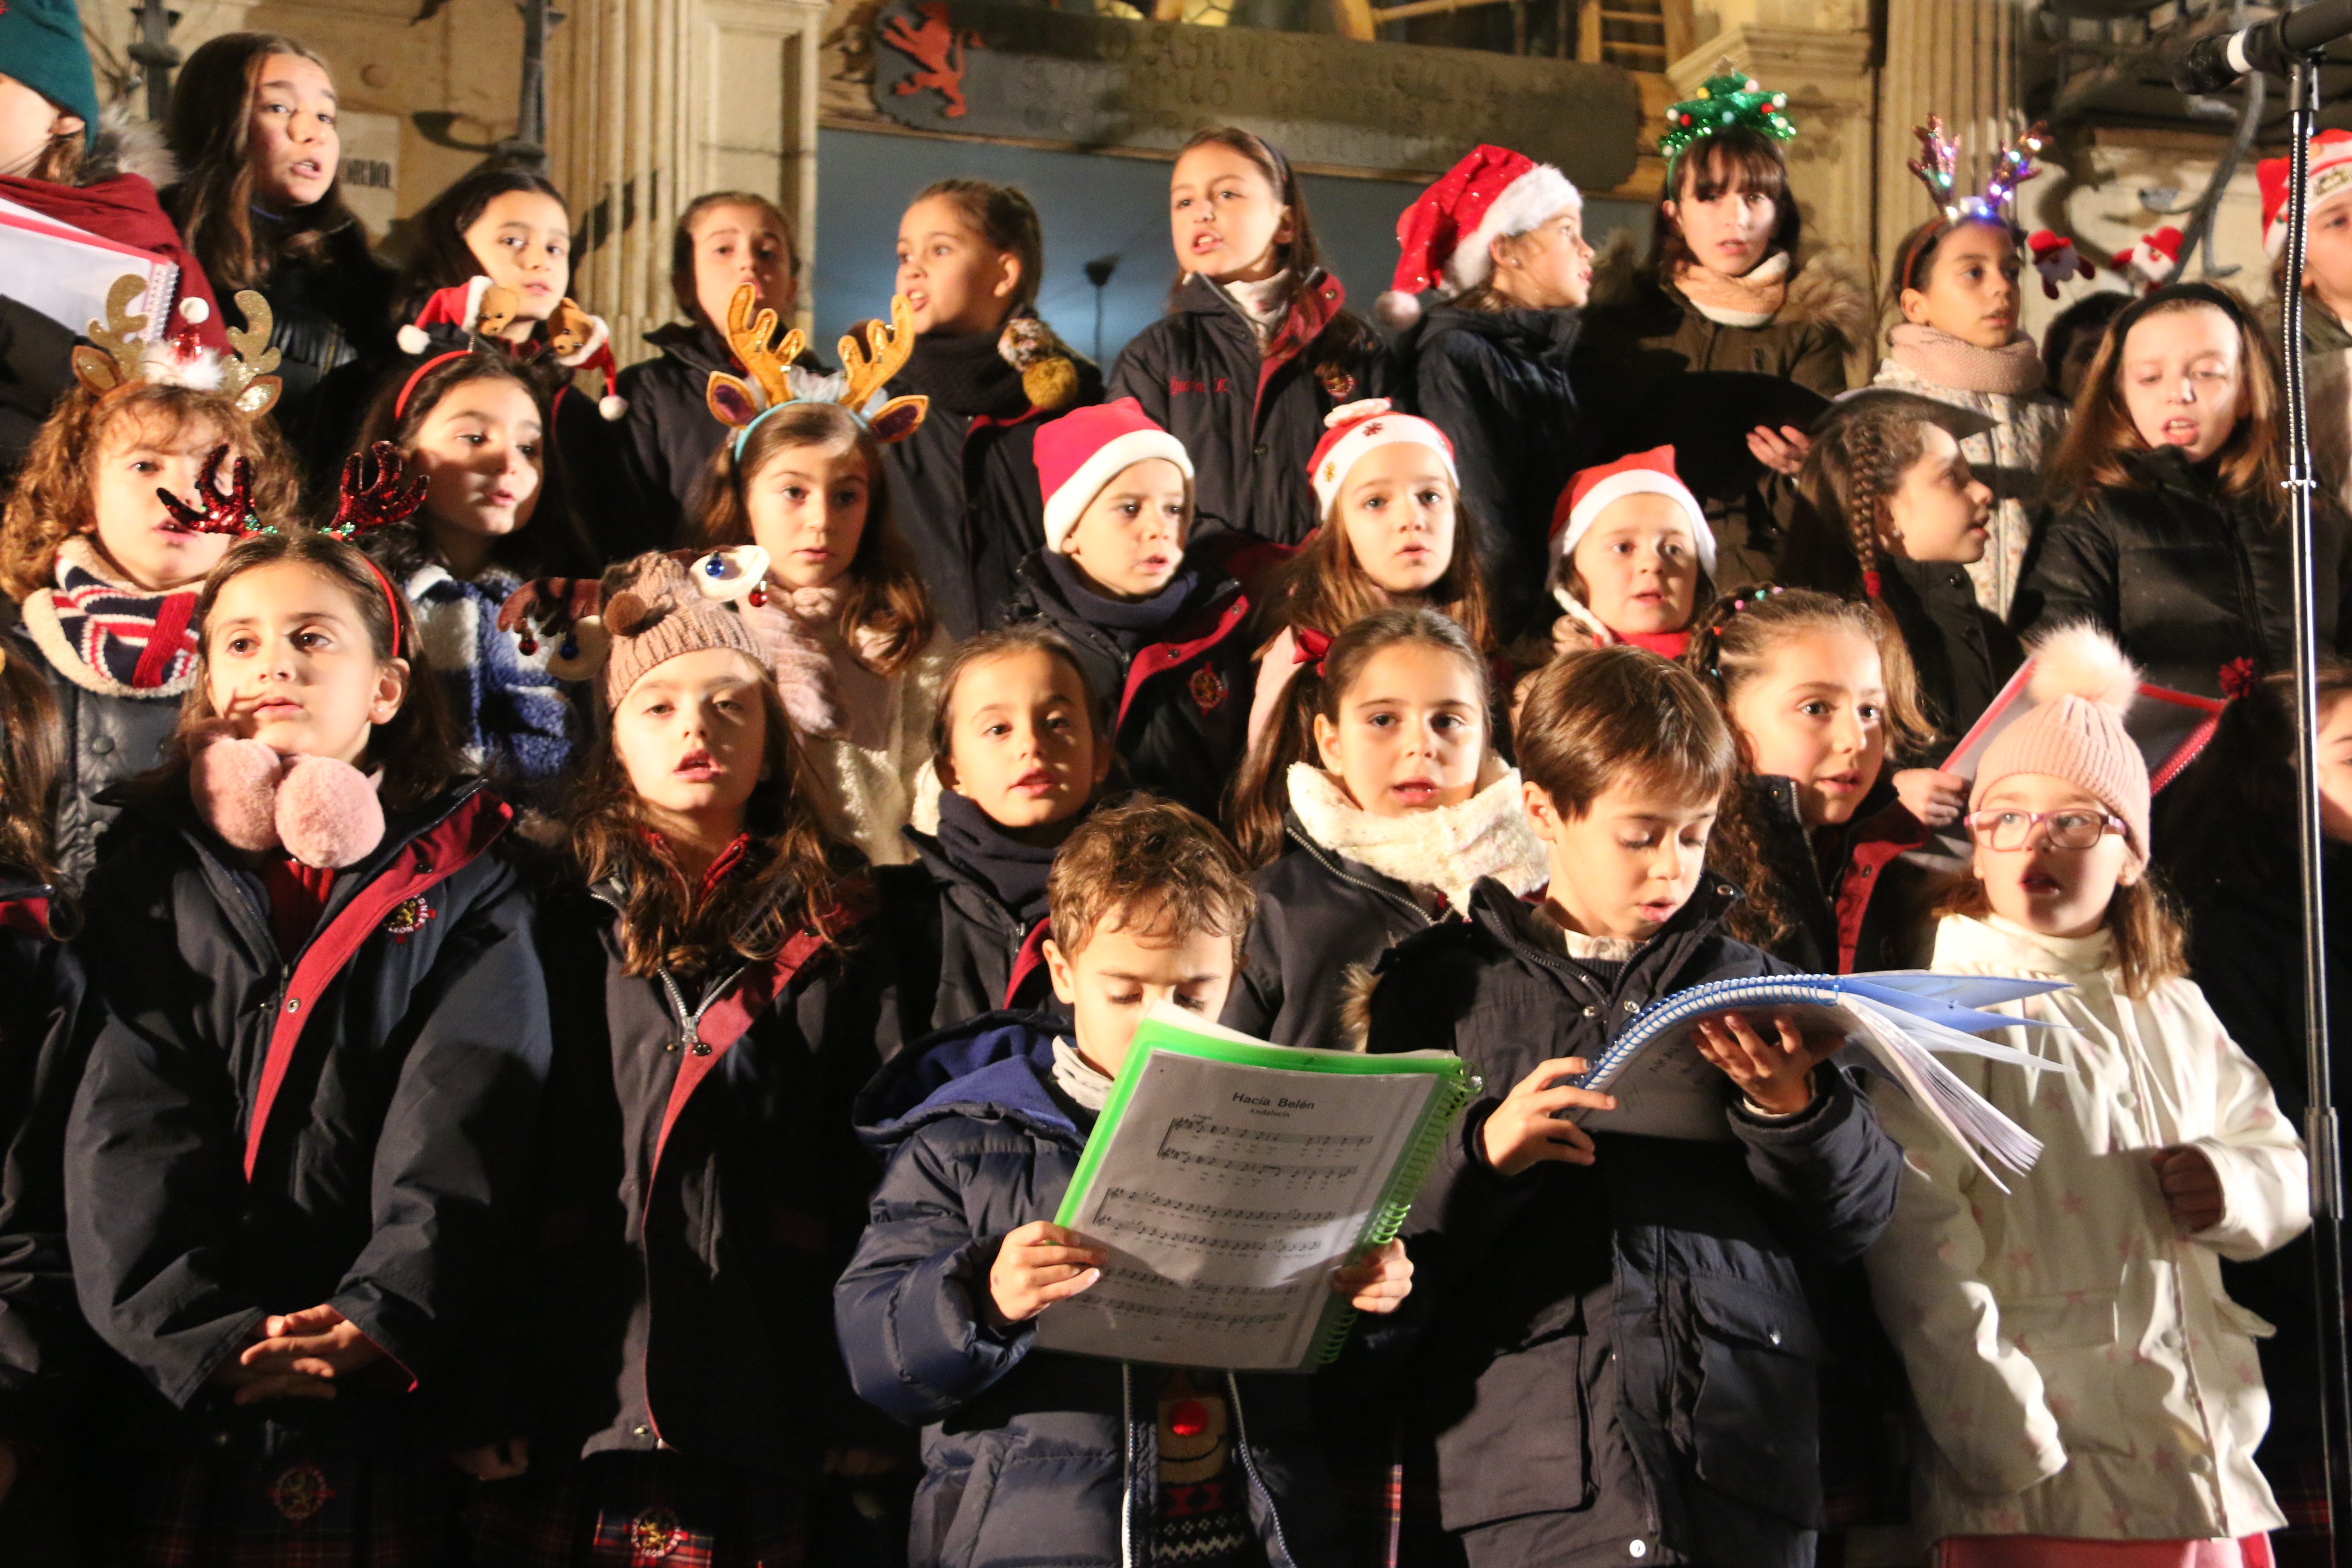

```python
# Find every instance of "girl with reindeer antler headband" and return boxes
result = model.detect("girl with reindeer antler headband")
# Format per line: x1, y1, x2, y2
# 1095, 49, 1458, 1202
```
64, 432, 560, 1556
1874, 116, 2070, 621
0, 273, 301, 882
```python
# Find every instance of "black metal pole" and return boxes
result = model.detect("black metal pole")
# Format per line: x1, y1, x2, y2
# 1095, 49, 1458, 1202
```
2281, 46, 2352, 1561
127, 0, 180, 125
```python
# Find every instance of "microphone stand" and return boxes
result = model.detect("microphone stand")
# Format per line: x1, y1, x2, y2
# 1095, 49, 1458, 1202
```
2278, 45, 2352, 1559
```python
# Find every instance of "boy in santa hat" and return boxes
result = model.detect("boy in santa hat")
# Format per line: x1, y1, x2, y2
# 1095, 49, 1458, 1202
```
2261, 128, 2352, 518
996, 396, 1255, 822
1547, 444, 1715, 659
1387, 144, 1593, 641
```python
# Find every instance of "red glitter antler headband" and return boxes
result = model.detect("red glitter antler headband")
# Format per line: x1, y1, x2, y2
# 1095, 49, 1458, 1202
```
156, 447, 266, 538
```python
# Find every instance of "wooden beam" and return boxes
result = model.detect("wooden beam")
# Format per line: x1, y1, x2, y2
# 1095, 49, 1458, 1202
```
1330, 0, 1379, 38
1658, 0, 1691, 63
1368, 0, 1505, 26
1577, 0, 1601, 62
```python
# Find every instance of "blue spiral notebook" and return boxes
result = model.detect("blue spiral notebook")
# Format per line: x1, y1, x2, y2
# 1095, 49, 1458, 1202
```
1569, 971, 2067, 1186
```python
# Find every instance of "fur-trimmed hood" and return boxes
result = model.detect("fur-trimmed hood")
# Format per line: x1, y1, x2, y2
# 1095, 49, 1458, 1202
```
78, 105, 177, 189
1285, 762, 1547, 917
1588, 231, 1871, 351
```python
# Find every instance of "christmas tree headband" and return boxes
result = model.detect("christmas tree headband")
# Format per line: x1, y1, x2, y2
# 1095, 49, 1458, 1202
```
1658, 71, 1796, 188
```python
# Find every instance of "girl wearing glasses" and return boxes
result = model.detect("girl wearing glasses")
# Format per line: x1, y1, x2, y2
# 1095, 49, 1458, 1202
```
1863, 622, 2309, 1568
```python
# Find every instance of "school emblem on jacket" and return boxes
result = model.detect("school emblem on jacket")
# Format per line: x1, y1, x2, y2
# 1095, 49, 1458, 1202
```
383, 895, 436, 941
266, 1462, 335, 1522
629, 1505, 686, 1558
1317, 365, 1359, 401
1190, 665, 1229, 714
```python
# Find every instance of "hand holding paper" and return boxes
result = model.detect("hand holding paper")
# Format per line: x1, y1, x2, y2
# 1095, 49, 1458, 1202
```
1332, 1238, 1413, 1314
1691, 1013, 1843, 1115
1481, 1057, 1613, 1176
987, 1221, 1106, 1326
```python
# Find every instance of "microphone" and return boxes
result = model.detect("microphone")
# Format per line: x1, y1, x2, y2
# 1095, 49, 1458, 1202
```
2173, 0, 2352, 93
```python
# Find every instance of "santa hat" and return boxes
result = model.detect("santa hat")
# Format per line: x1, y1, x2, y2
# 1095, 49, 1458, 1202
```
1305, 399, 1458, 518
2114, 227, 2184, 293
1035, 397, 1194, 554
395, 276, 496, 356
2260, 129, 2352, 260
550, 309, 628, 422
1377, 145, 1581, 329
1548, 447, 1714, 605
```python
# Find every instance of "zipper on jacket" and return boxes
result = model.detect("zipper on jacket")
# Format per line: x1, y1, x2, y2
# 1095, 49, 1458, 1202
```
1120, 1362, 1137, 1568
656, 964, 742, 1056
1289, 827, 1437, 929
1225, 1369, 1296, 1568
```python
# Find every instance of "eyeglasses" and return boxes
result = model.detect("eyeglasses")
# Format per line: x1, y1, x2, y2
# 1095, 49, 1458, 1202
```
1964, 808, 2126, 852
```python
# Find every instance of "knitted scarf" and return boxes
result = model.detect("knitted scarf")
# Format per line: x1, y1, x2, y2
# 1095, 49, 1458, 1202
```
1285, 763, 1548, 916
18, 536, 200, 699
901, 327, 1032, 420
398, 555, 580, 785
1222, 269, 1292, 348
932, 789, 1059, 926
1041, 552, 1200, 648
1670, 249, 1792, 328
1887, 322, 2045, 395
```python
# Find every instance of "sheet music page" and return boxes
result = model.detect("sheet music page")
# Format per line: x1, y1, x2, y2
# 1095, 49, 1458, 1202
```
0, 217, 176, 341
1035, 1050, 1440, 1370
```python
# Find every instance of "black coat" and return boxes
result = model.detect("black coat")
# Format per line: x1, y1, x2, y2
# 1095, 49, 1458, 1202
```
1403, 303, 1586, 639
873, 827, 1062, 1037
1363, 876, 1901, 1567
1727, 774, 1949, 975
1106, 271, 1392, 546
834, 1012, 1351, 1568
1222, 812, 1440, 1051
2013, 446, 2352, 697
615, 321, 832, 551
881, 328, 1105, 641
0, 884, 98, 1454
0, 297, 76, 485
522, 873, 892, 1473
64, 781, 551, 1454
250, 224, 400, 486
6, 625, 184, 887
1879, 554, 2022, 741
997, 552, 1255, 824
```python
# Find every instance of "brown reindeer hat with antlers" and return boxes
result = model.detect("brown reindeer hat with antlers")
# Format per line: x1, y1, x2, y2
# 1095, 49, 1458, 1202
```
73, 274, 284, 417
704, 282, 929, 456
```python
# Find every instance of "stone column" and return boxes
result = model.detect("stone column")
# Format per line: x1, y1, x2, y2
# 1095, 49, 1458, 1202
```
548, 0, 828, 365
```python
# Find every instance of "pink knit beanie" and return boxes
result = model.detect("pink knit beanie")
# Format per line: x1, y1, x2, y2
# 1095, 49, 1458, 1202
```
1971, 623, 2151, 858
598, 550, 768, 709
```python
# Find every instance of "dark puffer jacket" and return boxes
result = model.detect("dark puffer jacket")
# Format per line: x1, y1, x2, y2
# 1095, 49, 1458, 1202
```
6, 622, 187, 887
1724, 774, 1952, 976
0, 883, 98, 1457
1403, 303, 1586, 639
1876, 554, 2022, 742
244, 222, 399, 483
882, 324, 1105, 641
1362, 876, 1901, 1568
2013, 445, 2352, 697
996, 551, 1255, 824
1222, 812, 1441, 1051
0, 299, 76, 483
834, 1012, 1351, 1568
873, 825, 1064, 1037
615, 320, 832, 550
519, 872, 892, 1473
64, 781, 551, 1455
1106, 271, 1392, 546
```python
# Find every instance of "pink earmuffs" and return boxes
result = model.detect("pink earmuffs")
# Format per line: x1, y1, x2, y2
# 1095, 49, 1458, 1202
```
191, 729, 386, 870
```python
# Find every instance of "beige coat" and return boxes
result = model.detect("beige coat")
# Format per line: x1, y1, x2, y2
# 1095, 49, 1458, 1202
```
1864, 913, 2309, 1545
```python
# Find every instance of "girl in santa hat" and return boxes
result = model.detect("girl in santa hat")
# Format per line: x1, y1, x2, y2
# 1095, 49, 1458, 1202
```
160, 35, 398, 482
1545, 445, 1713, 659
350, 348, 597, 804
1106, 127, 1393, 548
2260, 129, 2352, 518
1873, 118, 2068, 621
1383, 143, 1593, 640
1577, 72, 1870, 591
1230, 398, 1492, 863
377, 166, 646, 557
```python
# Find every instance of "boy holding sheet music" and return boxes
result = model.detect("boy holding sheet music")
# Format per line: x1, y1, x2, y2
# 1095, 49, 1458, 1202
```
836, 796, 1411, 1568
1360, 643, 1902, 1568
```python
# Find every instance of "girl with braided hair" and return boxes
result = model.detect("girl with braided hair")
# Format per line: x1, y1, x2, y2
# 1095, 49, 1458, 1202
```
1780, 394, 2021, 742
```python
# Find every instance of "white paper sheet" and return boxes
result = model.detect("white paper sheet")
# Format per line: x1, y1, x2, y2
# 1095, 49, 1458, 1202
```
1035, 1050, 1444, 1370
0, 208, 177, 342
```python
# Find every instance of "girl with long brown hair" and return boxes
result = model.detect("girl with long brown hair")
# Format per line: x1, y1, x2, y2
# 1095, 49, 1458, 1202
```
474, 548, 894, 1564
161, 34, 397, 470
695, 392, 950, 867
2015, 281, 2352, 698
1107, 126, 1392, 548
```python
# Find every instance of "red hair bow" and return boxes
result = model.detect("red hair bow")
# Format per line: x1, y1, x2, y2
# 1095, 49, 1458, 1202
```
1292, 626, 1332, 676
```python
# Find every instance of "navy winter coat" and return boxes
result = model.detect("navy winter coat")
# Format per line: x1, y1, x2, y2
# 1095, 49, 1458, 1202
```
873, 829, 1061, 1037
520, 872, 895, 1473
64, 781, 550, 1454
1363, 876, 1901, 1568
834, 1013, 1350, 1568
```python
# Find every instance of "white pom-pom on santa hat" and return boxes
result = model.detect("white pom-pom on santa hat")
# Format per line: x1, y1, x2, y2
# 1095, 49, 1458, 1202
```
600, 393, 628, 421
1379, 144, 1581, 329
179, 297, 210, 325
397, 324, 431, 355
2024, 621, 2141, 715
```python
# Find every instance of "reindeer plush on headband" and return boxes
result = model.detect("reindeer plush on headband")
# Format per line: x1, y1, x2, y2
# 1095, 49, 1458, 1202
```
73, 274, 284, 417
704, 282, 930, 453
495, 545, 774, 687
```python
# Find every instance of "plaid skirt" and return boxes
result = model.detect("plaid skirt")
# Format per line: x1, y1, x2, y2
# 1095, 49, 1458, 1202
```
466, 1452, 805, 1568
95, 1448, 461, 1568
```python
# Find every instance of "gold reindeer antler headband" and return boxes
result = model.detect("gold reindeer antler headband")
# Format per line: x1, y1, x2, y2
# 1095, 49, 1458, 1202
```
71, 275, 283, 416
703, 282, 929, 454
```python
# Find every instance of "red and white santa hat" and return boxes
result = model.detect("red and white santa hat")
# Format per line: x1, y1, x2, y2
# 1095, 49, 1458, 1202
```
550, 310, 627, 422
2260, 129, 2352, 259
1305, 399, 1458, 518
1035, 397, 1194, 554
395, 276, 497, 356
1376, 145, 1581, 329
1549, 446, 1714, 602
